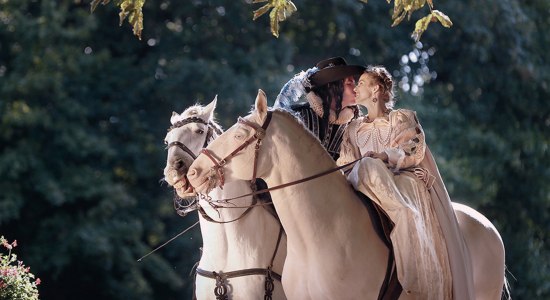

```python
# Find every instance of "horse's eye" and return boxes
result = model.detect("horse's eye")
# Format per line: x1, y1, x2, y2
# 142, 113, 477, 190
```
164, 140, 168, 145
195, 129, 204, 134
234, 133, 244, 140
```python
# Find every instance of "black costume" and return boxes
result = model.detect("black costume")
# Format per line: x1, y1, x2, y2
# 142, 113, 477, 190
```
290, 102, 359, 161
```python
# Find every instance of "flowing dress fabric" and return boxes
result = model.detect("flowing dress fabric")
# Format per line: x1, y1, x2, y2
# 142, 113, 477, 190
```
337, 109, 475, 300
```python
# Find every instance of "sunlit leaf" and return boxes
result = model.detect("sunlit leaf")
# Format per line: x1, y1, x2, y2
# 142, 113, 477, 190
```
90, 0, 111, 13
392, 0, 404, 21
431, 9, 453, 27
427, 0, 434, 9
269, 7, 280, 38
392, 10, 407, 27
253, 3, 272, 21
90, 0, 144, 40
251, 0, 296, 38
283, 1, 297, 16
411, 0, 426, 11
411, 14, 432, 42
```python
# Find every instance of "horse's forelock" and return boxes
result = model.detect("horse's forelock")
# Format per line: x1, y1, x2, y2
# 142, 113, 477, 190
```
172, 103, 217, 125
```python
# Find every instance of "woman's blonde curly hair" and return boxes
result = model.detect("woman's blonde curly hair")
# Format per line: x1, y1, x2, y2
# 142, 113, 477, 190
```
364, 65, 396, 109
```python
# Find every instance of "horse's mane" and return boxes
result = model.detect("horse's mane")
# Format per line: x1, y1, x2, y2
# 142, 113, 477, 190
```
268, 108, 335, 163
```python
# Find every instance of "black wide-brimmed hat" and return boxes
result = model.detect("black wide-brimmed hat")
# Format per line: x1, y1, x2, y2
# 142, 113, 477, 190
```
308, 57, 365, 88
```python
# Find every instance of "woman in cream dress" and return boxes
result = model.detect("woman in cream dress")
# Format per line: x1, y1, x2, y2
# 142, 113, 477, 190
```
337, 66, 475, 299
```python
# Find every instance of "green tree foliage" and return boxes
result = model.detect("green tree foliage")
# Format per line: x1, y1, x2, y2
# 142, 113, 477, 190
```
416, 0, 550, 297
0, 0, 548, 299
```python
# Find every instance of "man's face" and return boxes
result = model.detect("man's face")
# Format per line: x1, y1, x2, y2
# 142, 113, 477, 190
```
341, 76, 357, 108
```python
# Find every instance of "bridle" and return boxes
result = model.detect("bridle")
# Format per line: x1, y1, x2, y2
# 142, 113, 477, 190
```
197, 110, 362, 205
188, 111, 283, 300
166, 116, 222, 160
200, 111, 273, 190
192, 110, 401, 299
167, 112, 284, 300
166, 116, 222, 217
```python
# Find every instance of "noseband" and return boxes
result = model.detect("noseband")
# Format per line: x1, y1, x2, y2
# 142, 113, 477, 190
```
201, 111, 273, 189
166, 116, 222, 160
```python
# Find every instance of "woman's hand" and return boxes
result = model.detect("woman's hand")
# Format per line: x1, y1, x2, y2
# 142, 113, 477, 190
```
364, 151, 389, 162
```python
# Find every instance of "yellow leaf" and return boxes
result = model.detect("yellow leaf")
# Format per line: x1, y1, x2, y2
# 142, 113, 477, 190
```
253, 3, 272, 20
284, 1, 297, 16
90, 0, 110, 13
427, 0, 433, 9
269, 7, 280, 38
392, 0, 404, 20
391, 10, 407, 27
431, 10, 453, 27
250, 0, 297, 38
278, 7, 287, 21
411, 0, 426, 11
411, 14, 432, 41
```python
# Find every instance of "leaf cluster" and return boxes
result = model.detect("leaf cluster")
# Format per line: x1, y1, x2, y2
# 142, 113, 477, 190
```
0, 237, 40, 300
91, 0, 145, 39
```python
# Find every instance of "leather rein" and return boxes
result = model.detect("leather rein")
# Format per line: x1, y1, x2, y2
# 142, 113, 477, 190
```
200, 111, 273, 189
198, 110, 364, 206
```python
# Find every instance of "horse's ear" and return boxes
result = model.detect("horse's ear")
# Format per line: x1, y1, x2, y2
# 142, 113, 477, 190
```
255, 89, 268, 120
203, 95, 218, 120
170, 111, 179, 124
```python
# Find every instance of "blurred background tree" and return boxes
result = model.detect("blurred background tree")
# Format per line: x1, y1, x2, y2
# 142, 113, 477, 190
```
0, 0, 548, 299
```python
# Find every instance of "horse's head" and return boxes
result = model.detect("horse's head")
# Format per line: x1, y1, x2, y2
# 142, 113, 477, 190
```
187, 90, 273, 194
163, 96, 222, 199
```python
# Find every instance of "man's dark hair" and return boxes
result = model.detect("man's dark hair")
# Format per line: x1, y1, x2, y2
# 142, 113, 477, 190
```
311, 79, 344, 126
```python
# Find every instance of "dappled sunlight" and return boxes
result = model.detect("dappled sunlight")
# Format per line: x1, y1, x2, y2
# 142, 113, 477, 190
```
396, 42, 437, 96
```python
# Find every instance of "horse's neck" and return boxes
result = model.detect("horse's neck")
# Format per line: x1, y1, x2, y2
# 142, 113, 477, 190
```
198, 180, 282, 270
265, 117, 374, 251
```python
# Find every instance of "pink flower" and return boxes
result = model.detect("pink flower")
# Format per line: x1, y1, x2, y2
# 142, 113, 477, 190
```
36, 278, 41, 285
12, 240, 17, 248
1, 240, 11, 250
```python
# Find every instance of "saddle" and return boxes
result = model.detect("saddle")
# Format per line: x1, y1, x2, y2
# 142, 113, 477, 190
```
354, 189, 403, 300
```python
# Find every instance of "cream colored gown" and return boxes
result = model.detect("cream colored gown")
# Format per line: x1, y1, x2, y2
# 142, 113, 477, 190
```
337, 109, 475, 300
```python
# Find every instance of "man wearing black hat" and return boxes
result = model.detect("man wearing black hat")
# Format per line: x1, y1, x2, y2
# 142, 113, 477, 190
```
275, 57, 366, 161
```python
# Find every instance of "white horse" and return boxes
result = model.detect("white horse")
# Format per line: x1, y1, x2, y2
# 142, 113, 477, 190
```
187, 90, 507, 300
163, 97, 287, 300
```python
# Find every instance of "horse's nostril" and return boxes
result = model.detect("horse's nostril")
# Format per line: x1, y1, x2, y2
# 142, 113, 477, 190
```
174, 159, 186, 171
187, 168, 197, 178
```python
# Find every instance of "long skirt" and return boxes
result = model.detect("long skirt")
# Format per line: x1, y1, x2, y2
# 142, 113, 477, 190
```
347, 158, 452, 300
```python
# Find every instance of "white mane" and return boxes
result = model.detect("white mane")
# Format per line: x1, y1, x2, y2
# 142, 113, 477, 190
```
270, 108, 334, 162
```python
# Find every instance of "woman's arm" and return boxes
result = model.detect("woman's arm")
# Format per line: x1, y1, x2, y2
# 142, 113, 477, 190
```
385, 109, 426, 170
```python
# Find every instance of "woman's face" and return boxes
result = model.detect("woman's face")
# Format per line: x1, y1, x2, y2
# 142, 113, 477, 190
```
354, 73, 377, 107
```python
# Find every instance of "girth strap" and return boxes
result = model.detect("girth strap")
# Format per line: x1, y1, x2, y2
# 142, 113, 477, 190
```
195, 225, 284, 300
196, 267, 282, 282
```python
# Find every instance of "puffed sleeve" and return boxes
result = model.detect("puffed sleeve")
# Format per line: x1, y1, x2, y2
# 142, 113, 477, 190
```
337, 119, 362, 166
385, 109, 426, 170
